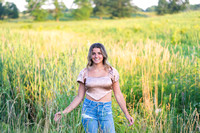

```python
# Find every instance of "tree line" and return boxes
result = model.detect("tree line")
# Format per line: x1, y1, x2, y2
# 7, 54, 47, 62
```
25, 0, 135, 21
0, 0, 199, 21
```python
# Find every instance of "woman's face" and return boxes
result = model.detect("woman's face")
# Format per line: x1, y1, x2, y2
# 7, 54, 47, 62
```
91, 48, 103, 65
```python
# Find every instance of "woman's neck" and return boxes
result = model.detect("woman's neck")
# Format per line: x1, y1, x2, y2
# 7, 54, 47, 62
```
91, 64, 105, 70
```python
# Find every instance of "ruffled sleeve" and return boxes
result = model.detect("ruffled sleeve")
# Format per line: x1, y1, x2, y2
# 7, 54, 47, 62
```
109, 67, 119, 83
77, 68, 87, 84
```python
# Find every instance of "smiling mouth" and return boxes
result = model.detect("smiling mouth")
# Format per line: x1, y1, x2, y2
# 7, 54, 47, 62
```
94, 58, 100, 61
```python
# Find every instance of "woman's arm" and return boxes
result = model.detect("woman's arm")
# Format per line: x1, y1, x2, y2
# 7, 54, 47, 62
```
112, 81, 134, 126
54, 83, 86, 122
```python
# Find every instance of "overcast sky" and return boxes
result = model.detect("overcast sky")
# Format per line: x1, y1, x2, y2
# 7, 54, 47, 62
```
4, 0, 200, 12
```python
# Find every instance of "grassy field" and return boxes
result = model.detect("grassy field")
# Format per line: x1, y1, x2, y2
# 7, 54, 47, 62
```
0, 11, 199, 132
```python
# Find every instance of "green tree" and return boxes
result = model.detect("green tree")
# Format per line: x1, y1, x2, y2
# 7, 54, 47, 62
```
108, 0, 134, 18
0, 2, 6, 19
0, 2, 19, 19
93, 0, 110, 19
156, 0, 189, 15
4, 2, 19, 18
72, 0, 92, 20
156, 0, 168, 15
26, 0, 48, 21
53, 0, 66, 21
32, 9, 48, 21
168, 0, 189, 13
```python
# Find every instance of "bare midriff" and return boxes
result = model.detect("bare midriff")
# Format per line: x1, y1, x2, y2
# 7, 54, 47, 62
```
86, 92, 112, 102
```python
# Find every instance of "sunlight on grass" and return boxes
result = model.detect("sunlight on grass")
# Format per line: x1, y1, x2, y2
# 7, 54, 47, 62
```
0, 11, 199, 132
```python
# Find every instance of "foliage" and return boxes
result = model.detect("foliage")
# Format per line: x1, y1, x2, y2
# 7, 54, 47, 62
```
32, 9, 48, 21
26, 0, 46, 11
52, 0, 66, 21
108, 0, 134, 18
132, 5, 143, 12
189, 4, 200, 10
4, 2, 19, 18
167, 0, 189, 14
0, 2, 19, 19
156, 0, 169, 15
26, 0, 48, 21
0, 2, 5, 19
72, 0, 93, 20
92, 0, 137, 19
145, 6, 157, 12
156, 0, 189, 15
93, 0, 110, 19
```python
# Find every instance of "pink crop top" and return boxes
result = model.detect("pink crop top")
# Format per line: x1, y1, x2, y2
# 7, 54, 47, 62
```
77, 67, 119, 100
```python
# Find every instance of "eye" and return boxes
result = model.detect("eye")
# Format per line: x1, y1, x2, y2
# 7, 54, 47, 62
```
98, 52, 102, 55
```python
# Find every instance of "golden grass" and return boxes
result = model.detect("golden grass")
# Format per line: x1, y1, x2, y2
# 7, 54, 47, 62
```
0, 11, 199, 132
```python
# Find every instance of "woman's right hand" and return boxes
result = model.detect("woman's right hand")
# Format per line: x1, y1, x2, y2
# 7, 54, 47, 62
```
126, 114, 134, 126
54, 112, 62, 122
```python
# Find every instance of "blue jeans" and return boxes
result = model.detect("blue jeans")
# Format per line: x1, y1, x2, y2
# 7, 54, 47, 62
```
81, 98, 115, 133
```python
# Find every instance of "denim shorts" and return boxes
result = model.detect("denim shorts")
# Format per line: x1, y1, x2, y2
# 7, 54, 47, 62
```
81, 98, 115, 133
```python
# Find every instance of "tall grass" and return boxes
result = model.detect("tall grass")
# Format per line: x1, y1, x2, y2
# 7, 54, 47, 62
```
0, 11, 199, 132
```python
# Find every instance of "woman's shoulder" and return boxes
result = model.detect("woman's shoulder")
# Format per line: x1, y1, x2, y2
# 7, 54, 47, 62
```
77, 68, 88, 83
108, 66, 119, 82
79, 67, 88, 75
108, 66, 118, 73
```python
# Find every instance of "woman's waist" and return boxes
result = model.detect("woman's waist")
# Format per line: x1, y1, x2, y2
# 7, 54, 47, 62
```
85, 94, 112, 104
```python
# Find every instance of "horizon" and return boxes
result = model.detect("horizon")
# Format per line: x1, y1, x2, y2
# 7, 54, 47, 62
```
4, 0, 200, 12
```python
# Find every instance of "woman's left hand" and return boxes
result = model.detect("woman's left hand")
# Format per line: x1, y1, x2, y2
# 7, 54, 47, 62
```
54, 112, 62, 122
126, 114, 134, 126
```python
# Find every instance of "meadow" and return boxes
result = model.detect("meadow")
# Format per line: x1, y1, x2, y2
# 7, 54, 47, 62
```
0, 11, 199, 132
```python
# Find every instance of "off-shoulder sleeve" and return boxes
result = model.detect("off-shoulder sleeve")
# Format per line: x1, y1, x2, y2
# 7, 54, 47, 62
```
109, 67, 119, 83
77, 68, 87, 84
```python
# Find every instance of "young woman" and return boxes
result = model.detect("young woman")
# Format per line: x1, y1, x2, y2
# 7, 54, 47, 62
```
54, 43, 134, 133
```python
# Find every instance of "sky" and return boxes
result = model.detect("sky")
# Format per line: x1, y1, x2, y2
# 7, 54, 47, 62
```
4, 0, 200, 12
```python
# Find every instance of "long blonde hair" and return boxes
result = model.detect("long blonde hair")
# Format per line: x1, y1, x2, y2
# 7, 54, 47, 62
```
87, 43, 111, 69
